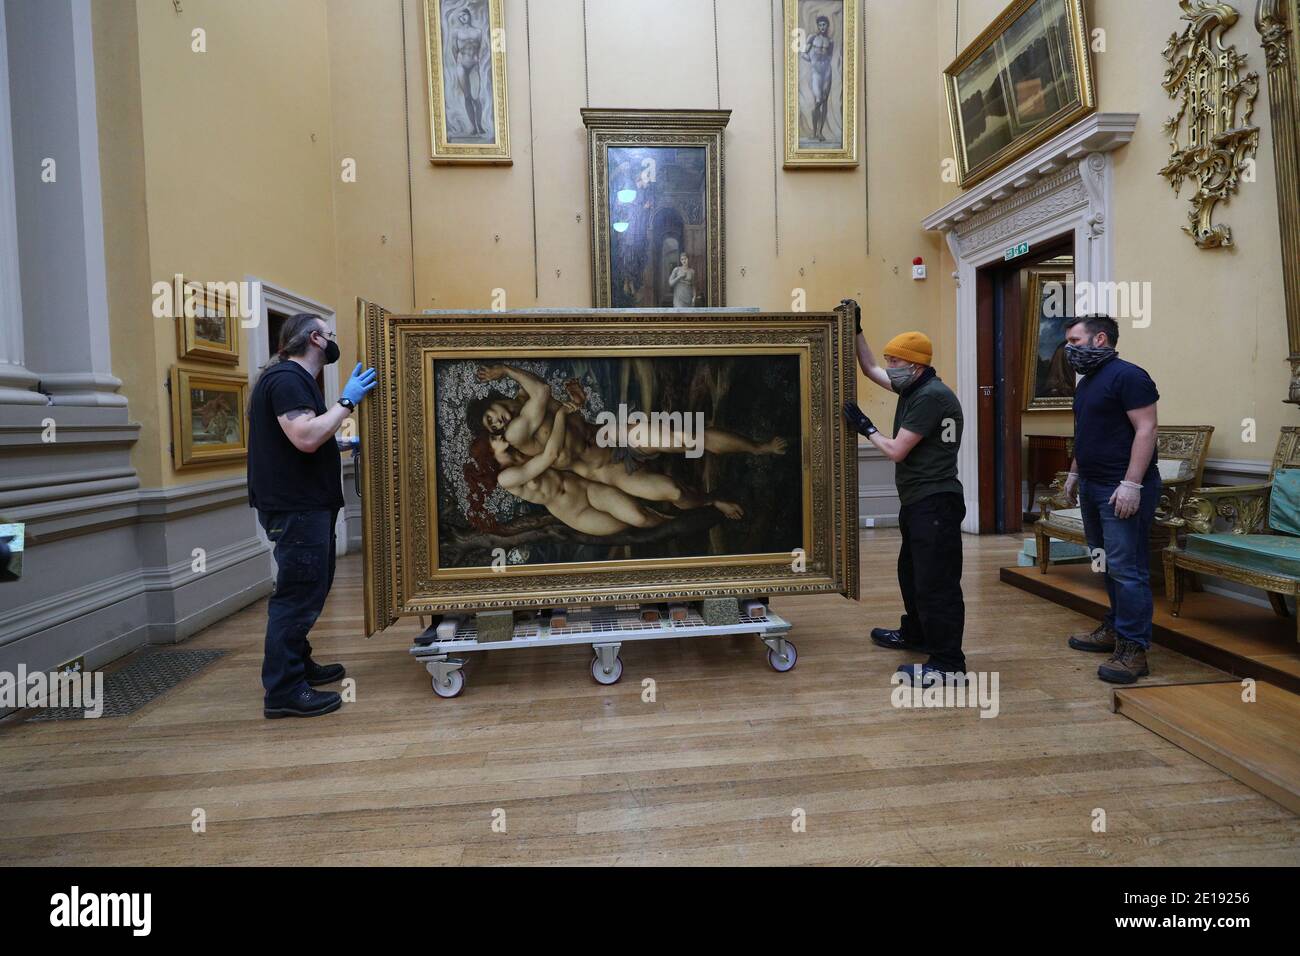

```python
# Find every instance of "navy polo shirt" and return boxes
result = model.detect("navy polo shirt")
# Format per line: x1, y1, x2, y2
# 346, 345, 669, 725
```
1073, 357, 1160, 484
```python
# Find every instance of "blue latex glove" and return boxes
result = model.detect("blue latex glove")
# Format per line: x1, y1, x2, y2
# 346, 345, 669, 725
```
342, 363, 378, 406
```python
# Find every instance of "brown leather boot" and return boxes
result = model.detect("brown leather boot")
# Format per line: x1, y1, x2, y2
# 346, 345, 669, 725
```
1068, 621, 1117, 653
1098, 639, 1150, 684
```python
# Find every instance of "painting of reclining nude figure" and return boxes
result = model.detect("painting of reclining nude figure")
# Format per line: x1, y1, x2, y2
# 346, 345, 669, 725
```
434, 355, 803, 569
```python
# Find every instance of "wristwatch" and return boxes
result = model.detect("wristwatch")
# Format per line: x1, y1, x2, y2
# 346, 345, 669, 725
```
337, 397, 355, 411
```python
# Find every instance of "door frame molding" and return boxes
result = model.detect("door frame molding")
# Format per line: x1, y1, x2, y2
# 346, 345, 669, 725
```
923, 112, 1138, 532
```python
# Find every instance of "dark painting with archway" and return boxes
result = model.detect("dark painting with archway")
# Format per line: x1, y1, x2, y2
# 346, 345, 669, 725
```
606, 145, 710, 308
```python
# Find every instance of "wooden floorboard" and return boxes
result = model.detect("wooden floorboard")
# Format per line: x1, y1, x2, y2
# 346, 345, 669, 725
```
1114, 680, 1300, 815
1, 529, 1297, 866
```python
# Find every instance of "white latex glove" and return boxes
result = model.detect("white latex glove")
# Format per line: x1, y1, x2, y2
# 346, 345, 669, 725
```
1109, 481, 1142, 519
1063, 472, 1079, 506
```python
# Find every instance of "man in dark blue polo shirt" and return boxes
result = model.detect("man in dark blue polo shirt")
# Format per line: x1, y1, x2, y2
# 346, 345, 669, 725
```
248, 313, 378, 718
1058, 315, 1160, 683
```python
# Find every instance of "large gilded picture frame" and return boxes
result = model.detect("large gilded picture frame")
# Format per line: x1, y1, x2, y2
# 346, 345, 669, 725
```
357, 301, 859, 635
423, 0, 510, 164
943, 0, 1095, 188
581, 108, 729, 309
783, 0, 860, 167
1020, 262, 1076, 411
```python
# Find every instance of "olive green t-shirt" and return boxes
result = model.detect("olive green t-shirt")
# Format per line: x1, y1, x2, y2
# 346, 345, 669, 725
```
891, 370, 964, 507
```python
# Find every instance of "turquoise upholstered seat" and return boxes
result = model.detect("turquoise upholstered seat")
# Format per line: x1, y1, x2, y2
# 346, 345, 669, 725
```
1184, 533, 1300, 578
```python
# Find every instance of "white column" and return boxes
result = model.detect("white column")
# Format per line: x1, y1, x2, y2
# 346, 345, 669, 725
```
6, 0, 124, 406
0, 0, 44, 405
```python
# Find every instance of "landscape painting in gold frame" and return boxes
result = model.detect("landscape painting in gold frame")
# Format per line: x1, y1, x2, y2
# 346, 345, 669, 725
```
783, 0, 860, 167
176, 276, 240, 365
944, 0, 1095, 188
170, 366, 248, 470
424, 0, 510, 164
356, 302, 859, 635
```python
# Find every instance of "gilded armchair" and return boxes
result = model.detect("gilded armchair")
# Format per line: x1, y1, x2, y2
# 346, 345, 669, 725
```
1164, 427, 1300, 636
1034, 424, 1215, 573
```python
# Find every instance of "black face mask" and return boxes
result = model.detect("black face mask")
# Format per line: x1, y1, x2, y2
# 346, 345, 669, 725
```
316, 333, 340, 365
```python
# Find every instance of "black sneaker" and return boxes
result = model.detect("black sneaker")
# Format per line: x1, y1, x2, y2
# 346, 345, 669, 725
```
870, 627, 924, 651
305, 659, 346, 686
264, 686, 342, 719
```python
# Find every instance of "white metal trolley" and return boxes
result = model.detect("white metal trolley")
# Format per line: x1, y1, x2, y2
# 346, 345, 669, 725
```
410, 603, 797, 698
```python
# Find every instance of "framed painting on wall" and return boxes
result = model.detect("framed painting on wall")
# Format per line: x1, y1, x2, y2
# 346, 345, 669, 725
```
356, 301, 859, 635
783, 0, 860, 167
176, 277, 240, 365
581, 108, 729, 309
943, 0, 1095, 188
170, 367, 248, 470
423, 0, 510, 163
1020, 263, 1076, 411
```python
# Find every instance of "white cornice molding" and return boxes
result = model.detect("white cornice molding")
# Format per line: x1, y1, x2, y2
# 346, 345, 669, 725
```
922, 112, 1140, 235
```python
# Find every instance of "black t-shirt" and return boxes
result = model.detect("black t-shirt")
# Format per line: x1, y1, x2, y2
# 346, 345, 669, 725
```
891, 368, 964, 507
1073, 357, 1160, 483
247, 362, 343, 511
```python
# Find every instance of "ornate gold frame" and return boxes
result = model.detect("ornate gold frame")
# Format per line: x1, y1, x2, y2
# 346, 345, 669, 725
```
176, 276, 239, 365
580, 108, 729, 309
1256, 0, 1300, 400
169, 366, 248, 470
1020, 263, 1075, 412
782, 0, 860, 167
1160, 0, 1260, 249
943, 0, 1096, 189
423, 0, 510, 164
357, 301, 859, 635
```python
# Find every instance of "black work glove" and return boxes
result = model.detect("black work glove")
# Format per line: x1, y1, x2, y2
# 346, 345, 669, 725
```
843, 401, 877, 438
840, 298, 862, 335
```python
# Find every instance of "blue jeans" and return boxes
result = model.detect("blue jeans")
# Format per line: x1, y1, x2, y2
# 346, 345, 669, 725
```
258, 509, 337, 705
1078, 478, 1161, 648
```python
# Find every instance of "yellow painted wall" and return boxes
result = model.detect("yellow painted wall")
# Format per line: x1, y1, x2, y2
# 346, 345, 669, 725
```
325, 0, 954, 429
97, 0, 342, 486
938, 0, 1291, 465
101, 0, 1292, 493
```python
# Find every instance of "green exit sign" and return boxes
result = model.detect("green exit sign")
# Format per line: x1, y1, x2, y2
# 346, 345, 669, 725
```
1004, 241, 1030, 261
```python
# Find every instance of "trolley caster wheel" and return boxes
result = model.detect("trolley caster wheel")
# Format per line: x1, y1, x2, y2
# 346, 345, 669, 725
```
591, 654, 623, 685
767, 640, 797, 673
431, 668, 465, 698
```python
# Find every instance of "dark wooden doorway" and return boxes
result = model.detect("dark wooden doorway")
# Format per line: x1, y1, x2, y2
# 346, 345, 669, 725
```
975, 237, 1074, 534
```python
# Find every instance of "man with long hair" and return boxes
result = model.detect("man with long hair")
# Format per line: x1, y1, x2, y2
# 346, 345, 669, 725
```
247, 313, 377, 718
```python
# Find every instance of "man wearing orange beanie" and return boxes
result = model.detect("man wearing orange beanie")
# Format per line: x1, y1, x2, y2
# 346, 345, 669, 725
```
841, 299, 967, 684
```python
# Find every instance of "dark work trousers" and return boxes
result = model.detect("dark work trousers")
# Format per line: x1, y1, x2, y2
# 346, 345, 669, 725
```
258, 509, 337, 706
896, 491, 967, 671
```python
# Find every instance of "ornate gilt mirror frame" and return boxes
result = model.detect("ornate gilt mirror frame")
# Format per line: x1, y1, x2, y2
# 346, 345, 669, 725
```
1256, 0, 1300, 401
356, 302, 859, 636
581, 108, 729, 309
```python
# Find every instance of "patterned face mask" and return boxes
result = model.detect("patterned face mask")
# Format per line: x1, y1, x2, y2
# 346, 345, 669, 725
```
1064, 341, 1116, 375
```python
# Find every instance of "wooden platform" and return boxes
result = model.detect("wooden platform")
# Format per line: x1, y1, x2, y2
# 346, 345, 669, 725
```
1114, 681, 1300, 815
1001, 562, 1300, 695
1, 531, 1296, 866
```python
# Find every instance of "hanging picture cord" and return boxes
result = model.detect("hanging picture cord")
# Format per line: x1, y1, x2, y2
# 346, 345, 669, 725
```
713, 0, 722, 110
582, 0, 591, 107
769, 0, 781, 256
400, 0, 417, 309
525, 0, 539, 299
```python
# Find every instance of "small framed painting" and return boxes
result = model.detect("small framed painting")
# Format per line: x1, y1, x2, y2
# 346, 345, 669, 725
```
943, 0, 1095, 188
176, 277, 240, 365
783, 0, 860, 167
424, 0, 511, 163
170, 367, 248, 470
1021, 264, 1076, 411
